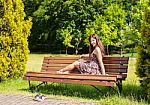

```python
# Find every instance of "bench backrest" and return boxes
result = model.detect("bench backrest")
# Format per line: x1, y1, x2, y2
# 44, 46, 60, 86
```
41, 56, 129, 76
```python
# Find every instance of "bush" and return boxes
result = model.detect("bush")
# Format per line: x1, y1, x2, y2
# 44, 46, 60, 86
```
136, 2, 150, 99
0, 0, 32, 81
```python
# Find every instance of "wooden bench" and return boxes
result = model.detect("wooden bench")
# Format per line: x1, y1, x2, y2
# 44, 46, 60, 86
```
23, 56, 129, 94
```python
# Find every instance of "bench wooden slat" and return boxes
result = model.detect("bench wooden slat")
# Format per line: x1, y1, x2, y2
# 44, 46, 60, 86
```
42, 63, 68, 67
43, 60, 129, 65
42, 63, 128, 69
43, 57, 129, 64
25, 71, 116, 77
41, 67, 127, 73
41, 64, 128, 73
38, 70, 127, 79
23, 77, 115, 86
105, 65, 128, 69
42, 67, 127, 73
105, 68, 127, 73
43, 59, 128, 64
103, 60, 128, 64
43, 60, 75, 64
25, 72, 117, 81
103, 56, 129, 61
44, 57, 79, 60
44, 56, 129, 61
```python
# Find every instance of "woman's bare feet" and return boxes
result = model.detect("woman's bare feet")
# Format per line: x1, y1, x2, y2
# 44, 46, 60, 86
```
62, 71, 70, 74
56, 69, 70, 74
56, 69, 64, 74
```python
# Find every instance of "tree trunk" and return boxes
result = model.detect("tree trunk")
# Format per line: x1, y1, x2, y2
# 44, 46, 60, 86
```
75, 44, 79, 55
120, 46, 123, 56
66, 47, 67, 55
75, 49, 78, 55
106, 45, 109, 55
131, 46, 134, 57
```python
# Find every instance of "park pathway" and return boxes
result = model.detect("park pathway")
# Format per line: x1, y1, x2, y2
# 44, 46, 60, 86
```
0, 94, 96, 105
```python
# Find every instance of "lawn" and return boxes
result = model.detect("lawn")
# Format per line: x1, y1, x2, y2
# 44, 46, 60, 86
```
0, 53, 149, 105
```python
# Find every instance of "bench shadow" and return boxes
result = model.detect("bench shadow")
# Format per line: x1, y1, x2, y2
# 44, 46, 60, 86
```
21, 82, 117, 100
21, 82, 148, 103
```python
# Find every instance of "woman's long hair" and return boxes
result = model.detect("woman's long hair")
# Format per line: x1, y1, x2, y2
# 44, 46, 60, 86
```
89, 33, 105, 57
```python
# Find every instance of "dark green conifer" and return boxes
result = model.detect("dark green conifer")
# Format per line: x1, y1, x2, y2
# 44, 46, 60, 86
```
136, 2, 150, 99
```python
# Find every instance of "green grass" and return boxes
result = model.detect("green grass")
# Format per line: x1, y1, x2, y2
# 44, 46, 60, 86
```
0, 53, 149, 105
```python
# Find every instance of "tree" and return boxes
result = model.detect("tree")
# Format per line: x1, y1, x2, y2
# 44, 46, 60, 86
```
25, 0, 105, 53
86, 3, 126, 55
73, 29, 82, 55
57, 27, 74, 54
136, 1, 150, 99
125, 1, 142, 56
23, 0, 142, 55
0, 0, 32, 81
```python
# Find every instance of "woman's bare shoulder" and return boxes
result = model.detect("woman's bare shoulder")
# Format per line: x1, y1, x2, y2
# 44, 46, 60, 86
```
94, 47, 102, 58
95, 46, 101, 53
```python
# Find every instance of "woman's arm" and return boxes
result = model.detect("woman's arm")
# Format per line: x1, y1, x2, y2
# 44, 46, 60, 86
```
80, 54, 89, 58
95, 47, 106, 75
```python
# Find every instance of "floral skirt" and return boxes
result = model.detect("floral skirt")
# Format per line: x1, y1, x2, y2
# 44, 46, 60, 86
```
79, 60, 101, 74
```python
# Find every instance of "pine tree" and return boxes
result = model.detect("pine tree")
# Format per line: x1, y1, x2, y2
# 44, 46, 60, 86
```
0, 0, 32, 81
136, 2, 150, 99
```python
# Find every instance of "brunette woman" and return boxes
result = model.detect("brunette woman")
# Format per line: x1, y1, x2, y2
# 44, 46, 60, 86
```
57, 33, 106, 75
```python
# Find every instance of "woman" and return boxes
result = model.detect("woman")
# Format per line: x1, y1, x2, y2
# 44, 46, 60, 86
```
57, 33, 106, 75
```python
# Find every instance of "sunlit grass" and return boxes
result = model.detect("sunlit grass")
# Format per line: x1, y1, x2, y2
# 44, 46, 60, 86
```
0, 53, 149, 105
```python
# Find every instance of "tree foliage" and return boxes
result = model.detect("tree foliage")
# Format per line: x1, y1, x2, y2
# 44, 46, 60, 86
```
136, 1, 150, 99
85, 3, 126, 54
23, 0, 142, 54
0, 0, 32, 81
57, 27, 74, 54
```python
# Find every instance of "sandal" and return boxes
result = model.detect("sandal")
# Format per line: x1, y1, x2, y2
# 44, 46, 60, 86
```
34, 94, 46, 102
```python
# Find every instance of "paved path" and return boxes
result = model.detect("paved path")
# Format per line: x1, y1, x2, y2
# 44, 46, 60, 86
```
0, 94, 96, 105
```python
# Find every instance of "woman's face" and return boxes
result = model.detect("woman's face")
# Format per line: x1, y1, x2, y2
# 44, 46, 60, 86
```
90, 37, 97, 47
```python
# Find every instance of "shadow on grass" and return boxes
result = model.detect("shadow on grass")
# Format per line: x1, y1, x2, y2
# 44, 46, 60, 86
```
21, 82, 148, 103
22, 82, 117, 100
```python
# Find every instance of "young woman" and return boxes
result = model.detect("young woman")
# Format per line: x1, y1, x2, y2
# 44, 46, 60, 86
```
57, 33, 106, 75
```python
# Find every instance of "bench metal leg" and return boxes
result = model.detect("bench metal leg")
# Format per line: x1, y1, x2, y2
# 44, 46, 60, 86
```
36, 82, 46, 88
116, 80, 122, 95
108, 86, 120, 95
28, 81, 31, 90
91, 85, 101, 93
28, 81, 47, 92
91, 85, 120, 95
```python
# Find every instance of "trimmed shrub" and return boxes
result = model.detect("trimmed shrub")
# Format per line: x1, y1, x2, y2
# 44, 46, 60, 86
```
136, 2, 150, 99
0, 0, 32, 81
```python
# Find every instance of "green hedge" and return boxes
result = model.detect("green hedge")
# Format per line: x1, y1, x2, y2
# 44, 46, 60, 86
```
0, 0, 32, 81
136, 2, 150, 99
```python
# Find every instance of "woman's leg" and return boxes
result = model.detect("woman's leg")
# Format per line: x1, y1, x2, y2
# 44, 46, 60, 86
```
57, 61, 80, 74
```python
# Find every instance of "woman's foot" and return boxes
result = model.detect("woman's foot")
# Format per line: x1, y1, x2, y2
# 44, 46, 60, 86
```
56, 69, 64, 74
56, 69, 70, 74
62, 71, 70, 74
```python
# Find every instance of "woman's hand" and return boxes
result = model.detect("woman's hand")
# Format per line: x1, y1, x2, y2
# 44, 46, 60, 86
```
79, 54, 84, 58
80, 54, 89, 58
